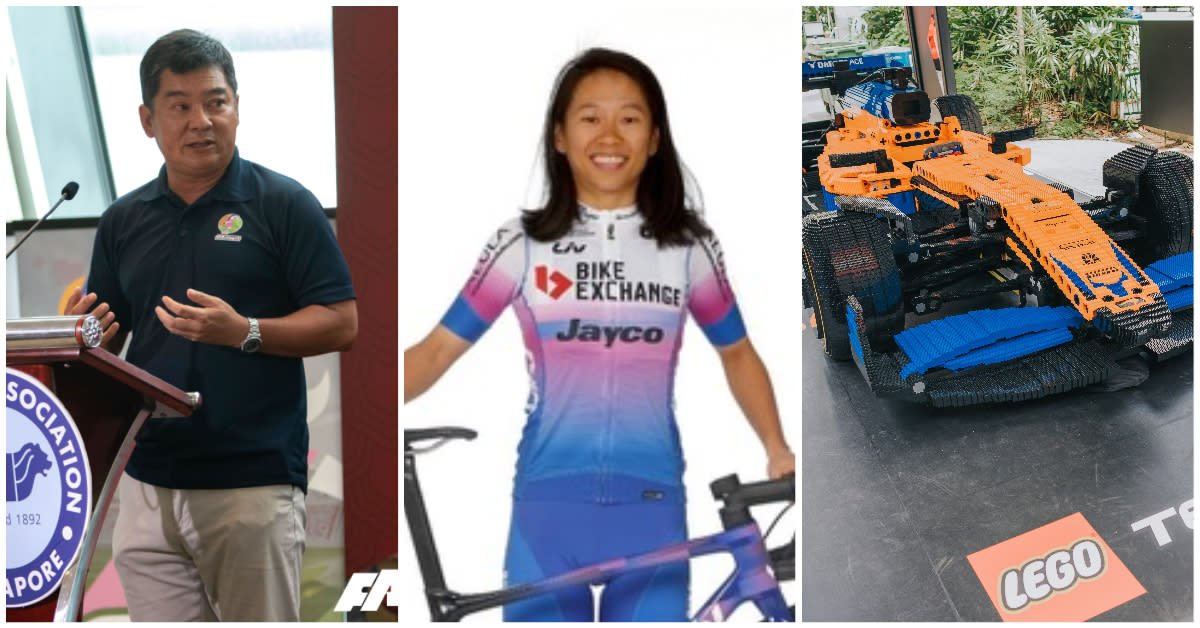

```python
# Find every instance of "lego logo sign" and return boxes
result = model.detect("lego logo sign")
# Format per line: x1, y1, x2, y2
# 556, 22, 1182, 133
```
999, 538, 1105, 612
967, 513, 1145, 621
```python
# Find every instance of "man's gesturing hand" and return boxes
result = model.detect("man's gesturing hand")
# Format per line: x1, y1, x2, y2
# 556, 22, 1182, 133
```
156, 288, 249, 348
65, 287, 122, 348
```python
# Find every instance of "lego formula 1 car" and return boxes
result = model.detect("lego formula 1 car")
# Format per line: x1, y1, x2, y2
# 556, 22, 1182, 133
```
801, 55, 1194, 407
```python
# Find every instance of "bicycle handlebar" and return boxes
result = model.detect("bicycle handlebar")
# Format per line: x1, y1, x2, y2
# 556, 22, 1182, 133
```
709, 473, 795, 530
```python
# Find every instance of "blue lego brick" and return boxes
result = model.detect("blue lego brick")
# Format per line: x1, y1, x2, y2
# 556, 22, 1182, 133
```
860, 275, 902, 314
1110, 242, 1143, 283
821, 188, 914, 219
881, 51, 913, 69
887, 190, 917, 215
1100, 277, 1130, 298
896, 306, 1084, 378
1164, 288, 1193, 311
802, 53, 910, 79
843, 81, 921, 123
1145, 252, 1194, 311
822, 187, 839, 212
914, 188, 955, 213
1145, 251, 1194, 291
846, 304, 865, 363
1050, 254, 1095, 300
943, 328, 1074, 372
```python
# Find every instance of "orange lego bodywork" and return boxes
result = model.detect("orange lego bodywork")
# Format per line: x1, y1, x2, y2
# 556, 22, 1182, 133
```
819, 108, 1162, 324
915, 153, 1157, 320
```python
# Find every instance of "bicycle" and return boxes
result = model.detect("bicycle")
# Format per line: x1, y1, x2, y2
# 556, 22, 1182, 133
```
404, 426, 795, 621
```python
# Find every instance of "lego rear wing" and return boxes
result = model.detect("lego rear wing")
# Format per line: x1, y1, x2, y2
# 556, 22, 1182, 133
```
803, 53, 914, 95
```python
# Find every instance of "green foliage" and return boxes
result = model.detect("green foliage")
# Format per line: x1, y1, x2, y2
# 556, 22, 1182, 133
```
1048, 118, 1085, 138
947, 7, 1014, 63
806, 5, 1139, 136
955, 62, 1023, 133
949, 5, 1138, 136
1040, 5, 1130, 38
880, 20, 910, 48
1111, 117, 1139, 134
999, 9, 1062, 105
861, 6, 908, 47
1060, 22, 1131, 104
803, 6, 834, 34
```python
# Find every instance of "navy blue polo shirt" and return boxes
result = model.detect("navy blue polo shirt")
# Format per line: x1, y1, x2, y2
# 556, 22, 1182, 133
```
86, 150, 355, 492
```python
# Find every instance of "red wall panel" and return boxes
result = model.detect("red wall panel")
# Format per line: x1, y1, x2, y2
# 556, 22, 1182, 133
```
333, 6, 398, 577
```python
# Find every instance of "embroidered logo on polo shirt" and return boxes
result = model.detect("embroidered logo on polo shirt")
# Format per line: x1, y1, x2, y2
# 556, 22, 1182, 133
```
215, 213, 244, 242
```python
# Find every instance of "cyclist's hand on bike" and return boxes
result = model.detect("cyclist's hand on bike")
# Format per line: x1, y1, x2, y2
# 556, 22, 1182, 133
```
767, 447, 795, 479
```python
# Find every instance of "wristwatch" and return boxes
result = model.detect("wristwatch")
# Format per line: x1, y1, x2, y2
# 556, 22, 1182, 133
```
241, 317, 262, 353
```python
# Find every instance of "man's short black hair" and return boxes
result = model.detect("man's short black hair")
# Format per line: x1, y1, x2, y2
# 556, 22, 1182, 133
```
140, 29, 237, 109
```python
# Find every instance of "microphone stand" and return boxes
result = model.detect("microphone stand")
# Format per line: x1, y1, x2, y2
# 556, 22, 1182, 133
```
7, 182, 80, 259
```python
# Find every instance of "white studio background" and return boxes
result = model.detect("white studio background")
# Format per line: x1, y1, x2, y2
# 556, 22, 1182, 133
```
399, 3, 801, 621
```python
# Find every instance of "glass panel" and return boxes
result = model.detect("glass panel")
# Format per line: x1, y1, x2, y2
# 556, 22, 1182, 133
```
7, 6, 113, 221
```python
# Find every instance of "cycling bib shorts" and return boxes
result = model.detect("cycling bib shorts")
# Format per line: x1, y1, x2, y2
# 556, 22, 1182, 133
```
502, 500, 688, 621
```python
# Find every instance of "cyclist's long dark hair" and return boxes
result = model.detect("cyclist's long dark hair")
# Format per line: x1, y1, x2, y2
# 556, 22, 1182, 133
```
522, 48, 711, 247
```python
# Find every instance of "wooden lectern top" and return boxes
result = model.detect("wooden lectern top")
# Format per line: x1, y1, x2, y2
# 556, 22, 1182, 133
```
7, 346, 197, 416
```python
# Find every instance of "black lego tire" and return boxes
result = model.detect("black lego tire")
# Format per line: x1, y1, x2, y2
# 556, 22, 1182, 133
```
932, 94, 984, 134
802, 210, 903, 360
1136, 150, 1193, 264
802, 237, 848, 359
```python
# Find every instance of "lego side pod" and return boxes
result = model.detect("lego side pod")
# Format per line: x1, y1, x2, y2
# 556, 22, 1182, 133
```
844, 253, 1194, 408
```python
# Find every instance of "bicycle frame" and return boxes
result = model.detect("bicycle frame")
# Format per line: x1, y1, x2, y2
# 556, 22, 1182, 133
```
404, 429, 793, 622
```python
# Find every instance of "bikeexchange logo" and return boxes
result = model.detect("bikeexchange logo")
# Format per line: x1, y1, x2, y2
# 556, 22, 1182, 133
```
534, 262, 683, 306
6, 369, 91, 608
534, 265, 573, 300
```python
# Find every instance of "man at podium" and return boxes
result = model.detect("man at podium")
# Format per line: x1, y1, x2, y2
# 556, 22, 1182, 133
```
65, 29, 357, 621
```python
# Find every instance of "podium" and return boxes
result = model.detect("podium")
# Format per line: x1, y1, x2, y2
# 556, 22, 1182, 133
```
6, 317, 199, 622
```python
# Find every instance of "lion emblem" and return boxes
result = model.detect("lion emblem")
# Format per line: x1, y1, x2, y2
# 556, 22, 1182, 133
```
7, 442, 52, 502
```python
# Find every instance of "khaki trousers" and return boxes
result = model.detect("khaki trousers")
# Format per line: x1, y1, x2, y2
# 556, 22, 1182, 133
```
113, 475, 306, 622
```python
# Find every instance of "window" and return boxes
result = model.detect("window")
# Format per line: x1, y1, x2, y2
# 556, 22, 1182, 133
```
5, 6, 337, 222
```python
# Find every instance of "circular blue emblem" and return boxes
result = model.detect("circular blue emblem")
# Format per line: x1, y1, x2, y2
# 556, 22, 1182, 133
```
6, 368, 91, 608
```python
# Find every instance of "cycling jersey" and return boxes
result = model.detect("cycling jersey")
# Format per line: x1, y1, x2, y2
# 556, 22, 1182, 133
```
440, 204, 746, 503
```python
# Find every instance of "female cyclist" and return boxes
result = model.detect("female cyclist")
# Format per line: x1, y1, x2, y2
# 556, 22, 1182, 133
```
404, 47, 793, 622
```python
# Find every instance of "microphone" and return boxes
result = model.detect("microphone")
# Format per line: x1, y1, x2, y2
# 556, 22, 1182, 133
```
6, 182, 80, 259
